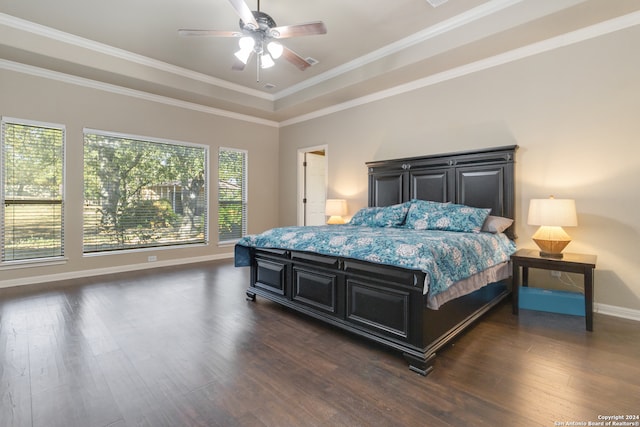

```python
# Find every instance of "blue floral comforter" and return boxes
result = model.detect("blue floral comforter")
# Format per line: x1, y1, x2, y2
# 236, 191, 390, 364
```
235, 225, 515, 297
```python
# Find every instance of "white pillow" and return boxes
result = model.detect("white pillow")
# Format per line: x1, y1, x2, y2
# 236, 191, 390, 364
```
481, 215, 514, 233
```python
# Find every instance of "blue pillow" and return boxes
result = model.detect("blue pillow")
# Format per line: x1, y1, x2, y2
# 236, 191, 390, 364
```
405, 200, 490, 233
349, 202, 410, 227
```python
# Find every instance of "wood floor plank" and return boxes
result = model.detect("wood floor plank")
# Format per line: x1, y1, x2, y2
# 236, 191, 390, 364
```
0, 259, 639, 427
0, 370, 31, 427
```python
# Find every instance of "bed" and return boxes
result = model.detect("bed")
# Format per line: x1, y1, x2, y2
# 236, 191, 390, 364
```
235, 145, 517, 375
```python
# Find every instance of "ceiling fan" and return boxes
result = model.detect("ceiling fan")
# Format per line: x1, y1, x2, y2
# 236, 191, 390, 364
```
179, 0, 327, 81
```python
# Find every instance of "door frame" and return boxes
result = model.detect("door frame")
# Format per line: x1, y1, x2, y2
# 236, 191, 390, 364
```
297, 144, 328, 226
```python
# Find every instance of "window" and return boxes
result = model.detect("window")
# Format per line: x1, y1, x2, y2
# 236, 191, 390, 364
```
1, 118, 65, 262
83, 129, 207, 253
218, 148, 247, 243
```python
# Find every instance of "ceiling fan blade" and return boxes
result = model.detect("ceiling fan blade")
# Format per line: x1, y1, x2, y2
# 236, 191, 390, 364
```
227, 0, 259, 30
269, 21, 327, 39
178, 29, 242, 37
282, 47, 312, 71
232, 51, 254, 71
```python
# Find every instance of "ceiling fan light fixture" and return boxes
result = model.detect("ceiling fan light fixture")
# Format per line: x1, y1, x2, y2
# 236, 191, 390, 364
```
234, 36, 255, 64
238, 36, 255, 51
234, 48, 252, 64
267, 41, 283, 59
180, 0, 327, 81
260, 53, 275, 69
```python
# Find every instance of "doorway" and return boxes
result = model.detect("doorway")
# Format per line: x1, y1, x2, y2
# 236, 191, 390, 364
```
297, 145, 328, 226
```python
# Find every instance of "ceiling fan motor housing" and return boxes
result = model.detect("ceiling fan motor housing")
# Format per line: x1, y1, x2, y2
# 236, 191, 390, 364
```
240, 11, 277, 33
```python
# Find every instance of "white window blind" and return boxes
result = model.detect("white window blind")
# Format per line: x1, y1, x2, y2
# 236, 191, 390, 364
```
83, 130, 207, 253
218, 148, 247, 242
1, 118, 65, 262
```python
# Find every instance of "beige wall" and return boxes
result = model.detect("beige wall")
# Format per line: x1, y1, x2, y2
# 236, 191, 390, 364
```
279, 26, 640, 312
0, 68, 280, 285
2, 24, 639, 314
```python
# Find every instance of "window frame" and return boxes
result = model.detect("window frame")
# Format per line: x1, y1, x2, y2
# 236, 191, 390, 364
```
1, 116, 66, 266
218, 147, 248, 245
82, 128, 209, 255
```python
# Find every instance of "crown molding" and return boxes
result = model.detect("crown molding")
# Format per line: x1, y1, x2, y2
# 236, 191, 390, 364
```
1, 1, 522, 104
0, 12, 273, 101
280, 10, 640, 127
3, 10, 639, 128
274, 0, 523, 99
0, 59, 279, 127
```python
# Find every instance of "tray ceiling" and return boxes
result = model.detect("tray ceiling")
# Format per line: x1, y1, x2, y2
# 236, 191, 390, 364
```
1, 0, 639, 124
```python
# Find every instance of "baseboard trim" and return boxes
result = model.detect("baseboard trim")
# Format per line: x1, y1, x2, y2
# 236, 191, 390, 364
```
595, 303, 640, 322
0, 253, 234, 289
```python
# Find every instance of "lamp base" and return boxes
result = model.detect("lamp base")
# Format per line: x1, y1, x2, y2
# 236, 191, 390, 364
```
537, 250, 564, 259
327, 215, 345, 225
532, 226, 572, 259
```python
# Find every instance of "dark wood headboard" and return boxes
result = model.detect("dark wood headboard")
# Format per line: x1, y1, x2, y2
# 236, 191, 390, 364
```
366, 145, 517, 238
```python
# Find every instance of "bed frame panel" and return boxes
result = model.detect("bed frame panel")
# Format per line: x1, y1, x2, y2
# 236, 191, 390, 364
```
245, 146, 517, 375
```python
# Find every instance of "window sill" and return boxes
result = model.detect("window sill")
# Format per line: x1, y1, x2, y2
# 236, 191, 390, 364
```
82, 243, 208, 257
218, 239, 240, 247
0, 257, 68, 270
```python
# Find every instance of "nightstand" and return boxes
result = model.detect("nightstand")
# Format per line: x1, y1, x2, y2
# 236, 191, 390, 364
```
511, 248, 597, 331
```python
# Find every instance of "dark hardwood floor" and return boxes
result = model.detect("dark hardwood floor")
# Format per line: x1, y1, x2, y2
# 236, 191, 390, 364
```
1, 260, 638, 427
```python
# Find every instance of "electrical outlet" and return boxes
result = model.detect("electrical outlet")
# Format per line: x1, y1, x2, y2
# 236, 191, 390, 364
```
148, 255, 157, 262
550, 270, 561, 278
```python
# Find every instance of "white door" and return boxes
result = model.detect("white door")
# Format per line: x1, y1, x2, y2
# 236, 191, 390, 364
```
304, 152, 327, 226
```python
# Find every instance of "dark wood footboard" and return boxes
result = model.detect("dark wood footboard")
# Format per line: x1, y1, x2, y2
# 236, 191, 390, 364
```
245, 247, 509, 375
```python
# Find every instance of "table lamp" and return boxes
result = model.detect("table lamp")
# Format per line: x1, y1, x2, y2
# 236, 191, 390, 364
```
325, 199, 347, 224
527, 196, 577, 258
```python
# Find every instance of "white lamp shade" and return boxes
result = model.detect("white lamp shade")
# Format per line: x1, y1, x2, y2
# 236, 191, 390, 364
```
234, 48, 252, 64
325, 199, 347, 216
238, 36, 255, 51
234, 37, 255, 64
528, 197, 577, 227
260, 53, 275, 69
267, 41, 283, 59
